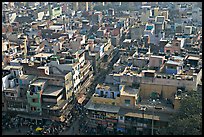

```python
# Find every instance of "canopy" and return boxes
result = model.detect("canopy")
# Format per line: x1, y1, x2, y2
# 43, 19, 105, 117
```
36, 127, 43, 131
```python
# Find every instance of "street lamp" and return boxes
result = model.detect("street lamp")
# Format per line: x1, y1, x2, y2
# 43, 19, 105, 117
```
151, 99, 156, 135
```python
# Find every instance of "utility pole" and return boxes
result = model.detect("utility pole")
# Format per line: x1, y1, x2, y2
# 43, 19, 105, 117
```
151, 107, 154, 135
151, 99, 156, 135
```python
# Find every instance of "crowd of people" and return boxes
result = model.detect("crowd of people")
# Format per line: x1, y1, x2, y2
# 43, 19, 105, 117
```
2, 96, 90, 135
2, 112, 72, 135
2, 102, 88, 135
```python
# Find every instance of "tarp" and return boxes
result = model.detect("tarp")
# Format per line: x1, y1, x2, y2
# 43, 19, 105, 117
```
117, 127, 125, 132
36, 127, 43, 131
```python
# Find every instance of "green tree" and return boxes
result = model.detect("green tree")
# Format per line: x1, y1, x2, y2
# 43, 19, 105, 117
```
158, 91, 202, 135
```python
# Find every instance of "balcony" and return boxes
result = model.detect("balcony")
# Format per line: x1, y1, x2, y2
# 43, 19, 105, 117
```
80, 61, 91, 74
3, 85, 20, 98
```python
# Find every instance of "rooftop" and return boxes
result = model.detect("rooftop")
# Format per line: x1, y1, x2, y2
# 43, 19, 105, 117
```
85, 100, 120, 113
3, 65, 23, 70
187, 56, 200, 61
121, 86, 139, 97
150, 55, 165, 59
34, 53, 53, 58
43, 85, 63, 96
166, 60, 182, 66
19, 74, 35, 80
123, 39, 132, 43
30, 78, 47, 87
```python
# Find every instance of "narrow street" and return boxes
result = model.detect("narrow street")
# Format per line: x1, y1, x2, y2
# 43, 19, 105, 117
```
60, 118, 80, 135
60, 49, 119, 135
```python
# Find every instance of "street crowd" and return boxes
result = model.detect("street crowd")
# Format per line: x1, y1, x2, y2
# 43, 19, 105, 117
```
2, 101, 88, 135
2, 112, 70, 135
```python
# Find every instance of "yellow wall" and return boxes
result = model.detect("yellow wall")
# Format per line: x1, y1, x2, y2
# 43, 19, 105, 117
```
91, 96, 120, 105
119, 95, 136, 108
140, 83, 177, 100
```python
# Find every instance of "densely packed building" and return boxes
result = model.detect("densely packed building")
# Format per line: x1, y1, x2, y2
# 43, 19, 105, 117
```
2, 2, 202, 135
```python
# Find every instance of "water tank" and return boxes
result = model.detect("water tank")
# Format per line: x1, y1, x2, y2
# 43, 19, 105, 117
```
9, 79, 15, 88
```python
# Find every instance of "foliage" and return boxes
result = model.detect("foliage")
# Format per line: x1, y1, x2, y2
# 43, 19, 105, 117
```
158, 91, 202, 135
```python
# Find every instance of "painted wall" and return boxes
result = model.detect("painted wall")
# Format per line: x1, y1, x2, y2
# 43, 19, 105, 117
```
140, 83, 177, 99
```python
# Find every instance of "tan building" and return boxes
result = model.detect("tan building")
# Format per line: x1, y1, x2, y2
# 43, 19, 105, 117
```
148, 55, 165, 69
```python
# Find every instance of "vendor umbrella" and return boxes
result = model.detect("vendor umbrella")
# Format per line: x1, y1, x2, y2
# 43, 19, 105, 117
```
36, 127, 43, 131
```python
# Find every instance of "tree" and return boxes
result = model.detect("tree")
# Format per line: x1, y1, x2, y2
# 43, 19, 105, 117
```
158, 91, 202, 135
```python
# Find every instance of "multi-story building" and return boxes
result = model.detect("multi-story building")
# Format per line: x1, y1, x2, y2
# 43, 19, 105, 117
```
85, 82, 174, 135
2, 65, 35, 113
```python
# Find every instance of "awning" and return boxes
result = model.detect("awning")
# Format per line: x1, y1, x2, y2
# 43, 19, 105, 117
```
36, 127, 43, 131
117, 127, 125, 132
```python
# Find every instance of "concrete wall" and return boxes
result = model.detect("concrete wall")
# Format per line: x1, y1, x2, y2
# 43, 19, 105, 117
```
149, 56, 164, 68
95, 88, 120, 99
2, 74, 11, 90
27, 90, 42, 113
141, 77, 196, 91
130, 27, 142, 40
91, 95, 120, 105
140, 83, 177, 99
65, 72, 73, 100
119, 95, 136, 108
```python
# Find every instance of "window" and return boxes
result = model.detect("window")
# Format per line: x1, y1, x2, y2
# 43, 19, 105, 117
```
166, 50, 170, 53
120, 116, 123, 120
124, 99, 130, 106
32, 98, 38, 103
31, 107, 37, 111
37, 86, 41, 91
30, 92, 33, 95
11, 93, 14, 96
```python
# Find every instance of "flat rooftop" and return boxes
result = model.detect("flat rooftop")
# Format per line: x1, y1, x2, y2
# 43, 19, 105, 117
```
166, 60, 182, 66
31, 79, 47, 87
3, 65, 23, 70
123, 39, 132, 43
85, 100, 120, 113
43, 85, 63, 96
150, 55, 165, 59
19, 74, 35, 80
188, 56, 200, 60
34, 53, 53, 58
121, 86, 139, 97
